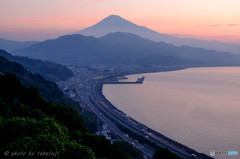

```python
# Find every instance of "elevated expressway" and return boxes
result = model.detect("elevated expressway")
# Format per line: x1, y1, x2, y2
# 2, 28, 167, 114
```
81, 75, 212, 159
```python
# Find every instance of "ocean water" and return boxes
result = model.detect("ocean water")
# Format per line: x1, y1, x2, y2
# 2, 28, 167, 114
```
102, 67, 240, 157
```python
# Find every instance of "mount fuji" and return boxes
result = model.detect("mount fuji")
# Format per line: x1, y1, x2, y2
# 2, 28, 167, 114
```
75, 15, 240, 54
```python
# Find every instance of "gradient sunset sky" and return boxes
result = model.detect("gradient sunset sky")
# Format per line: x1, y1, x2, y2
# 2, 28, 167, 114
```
1, 0, 240, 42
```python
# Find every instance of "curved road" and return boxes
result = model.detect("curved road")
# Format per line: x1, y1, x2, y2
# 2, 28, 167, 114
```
80, 75, 212, 159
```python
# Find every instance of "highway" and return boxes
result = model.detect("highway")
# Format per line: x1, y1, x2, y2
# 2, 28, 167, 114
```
77, 75, 212, 159
76, 81, 155, 158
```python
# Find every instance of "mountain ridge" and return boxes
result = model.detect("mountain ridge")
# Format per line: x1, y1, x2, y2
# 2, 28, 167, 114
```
0, 38, 37, 52
14, 32, 240, 67
0, 49, 73, 82
75, 15, 240, 54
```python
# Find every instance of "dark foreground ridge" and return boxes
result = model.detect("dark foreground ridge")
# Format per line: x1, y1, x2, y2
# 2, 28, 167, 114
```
0, 56, 146, 159
88, 74, 213, 159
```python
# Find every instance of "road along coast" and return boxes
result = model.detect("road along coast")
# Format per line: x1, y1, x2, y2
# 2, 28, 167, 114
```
88, 75, 213, 159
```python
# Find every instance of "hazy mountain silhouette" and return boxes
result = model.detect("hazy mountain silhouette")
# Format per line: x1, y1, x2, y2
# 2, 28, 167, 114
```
14, 32, 240, 67
13, 34, 133, 65
0, 38, 37, 52
75, 15, 240, 54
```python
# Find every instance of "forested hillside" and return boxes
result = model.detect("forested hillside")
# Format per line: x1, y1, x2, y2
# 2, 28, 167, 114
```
0, 55, 72, 105
0, 73, 137, 159
0, 56, 146, 159
0, 55, 180, 158
0, 49, 73, 82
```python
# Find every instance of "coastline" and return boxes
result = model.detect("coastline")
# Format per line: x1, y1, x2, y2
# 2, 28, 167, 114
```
92, 74, 212, 159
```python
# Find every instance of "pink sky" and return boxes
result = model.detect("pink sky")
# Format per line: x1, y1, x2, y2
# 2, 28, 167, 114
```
1, 0, 240, 42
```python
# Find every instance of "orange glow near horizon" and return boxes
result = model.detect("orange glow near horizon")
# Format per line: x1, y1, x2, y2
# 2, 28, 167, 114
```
0, 0, 239, 42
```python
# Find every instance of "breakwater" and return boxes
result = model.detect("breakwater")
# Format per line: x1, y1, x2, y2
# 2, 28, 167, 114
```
95, 75, 212, 159
103, 76, 145, 84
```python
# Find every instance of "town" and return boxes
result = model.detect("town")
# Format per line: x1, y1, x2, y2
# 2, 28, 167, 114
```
57, 65, 211, 159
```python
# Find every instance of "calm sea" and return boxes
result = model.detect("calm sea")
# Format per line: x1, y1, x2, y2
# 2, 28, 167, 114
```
103, 67, 240, 158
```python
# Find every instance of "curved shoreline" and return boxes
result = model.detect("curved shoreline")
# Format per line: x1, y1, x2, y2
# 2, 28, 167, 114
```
92, 75, 212, 159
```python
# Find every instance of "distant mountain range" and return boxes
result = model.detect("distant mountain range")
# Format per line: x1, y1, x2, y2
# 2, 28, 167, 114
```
13, 32, 240, 67
75, 15, 240, 54
0, 49, 73, 81
0, 38, 37, 52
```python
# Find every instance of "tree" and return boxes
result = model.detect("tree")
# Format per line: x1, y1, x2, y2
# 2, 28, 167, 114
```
153, 148, 179, 159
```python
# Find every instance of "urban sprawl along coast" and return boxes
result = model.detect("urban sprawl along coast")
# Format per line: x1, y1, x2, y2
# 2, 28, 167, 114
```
57, 65, 212, 159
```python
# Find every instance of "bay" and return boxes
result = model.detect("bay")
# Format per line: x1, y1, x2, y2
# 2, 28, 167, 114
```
103, 67, 240, 157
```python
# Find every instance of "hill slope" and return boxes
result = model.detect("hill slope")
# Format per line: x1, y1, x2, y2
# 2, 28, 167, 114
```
0, 61, 145, 159
0, 49, 73, 82
0, 55, 74, 105
75, 15, 240, 54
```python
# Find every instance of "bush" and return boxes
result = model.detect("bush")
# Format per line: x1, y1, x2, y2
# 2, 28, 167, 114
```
153, 148, 179, 159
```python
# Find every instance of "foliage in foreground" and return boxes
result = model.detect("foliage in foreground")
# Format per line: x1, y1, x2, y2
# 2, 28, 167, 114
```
153, 148, 179, 159
0, 73, 131, 159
